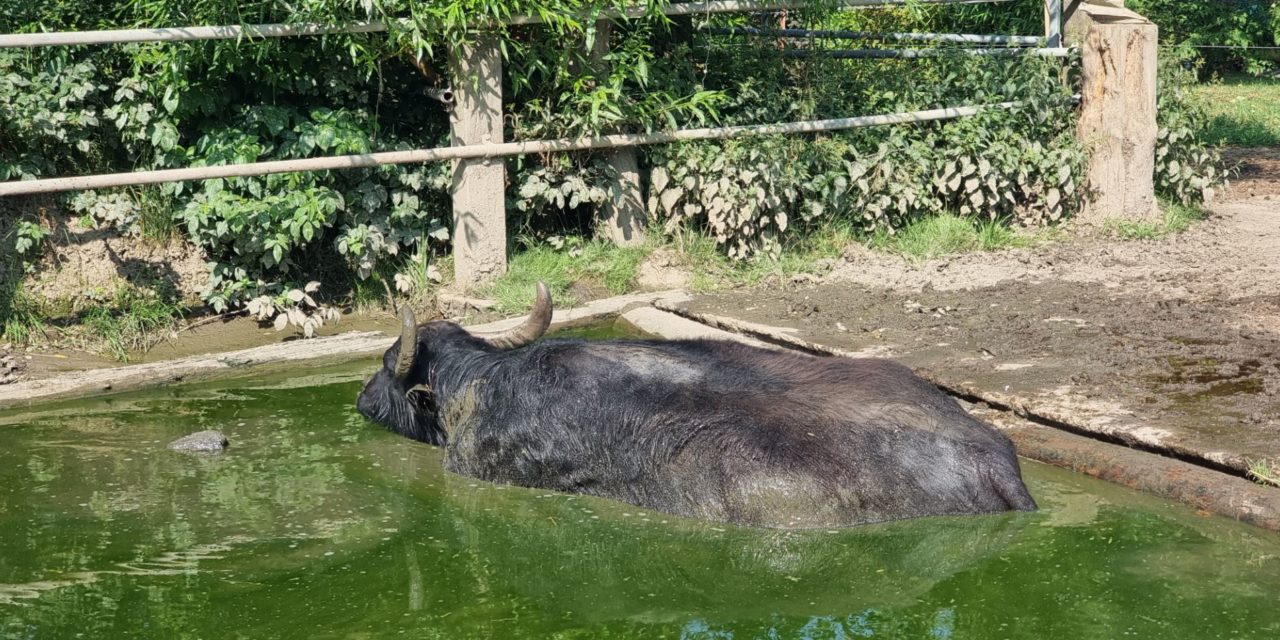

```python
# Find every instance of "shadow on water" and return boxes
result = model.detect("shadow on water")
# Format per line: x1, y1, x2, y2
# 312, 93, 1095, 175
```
1, 358, 1280, 638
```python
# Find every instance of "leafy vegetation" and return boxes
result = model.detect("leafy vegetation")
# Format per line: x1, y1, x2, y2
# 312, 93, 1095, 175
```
1156, 49, 1224, 205
1128, 0, 1279, 74
0, 1, 1083, 288
0, 0, 711, 318
647, 45, 1085, 260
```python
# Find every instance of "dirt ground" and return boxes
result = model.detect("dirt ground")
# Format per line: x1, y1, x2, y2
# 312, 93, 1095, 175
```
684, 148, 1280, 475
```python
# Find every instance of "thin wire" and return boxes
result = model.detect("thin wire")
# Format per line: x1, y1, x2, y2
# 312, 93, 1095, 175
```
1159, 44, 1280, 50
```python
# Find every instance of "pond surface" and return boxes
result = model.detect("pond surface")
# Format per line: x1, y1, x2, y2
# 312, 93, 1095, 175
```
3, 336, 1280, 638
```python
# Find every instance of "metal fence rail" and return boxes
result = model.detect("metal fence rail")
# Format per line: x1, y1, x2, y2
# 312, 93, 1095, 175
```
0, 103, 1017, 197
784, 47, 1070, 59
0, 0, 1016, 48
704, 27, 1045, 45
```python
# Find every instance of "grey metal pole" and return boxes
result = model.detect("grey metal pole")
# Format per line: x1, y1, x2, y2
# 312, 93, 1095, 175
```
0, 103, 1018, 197
782, 47, 1071, 59
705, 27, 1043, 45
1045, 0, 1063, 47
0, 21, 389, 48
0, 0, 1019, 48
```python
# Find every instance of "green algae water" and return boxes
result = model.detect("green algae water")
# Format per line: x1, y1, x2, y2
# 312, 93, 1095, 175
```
3, 352, 1280, 637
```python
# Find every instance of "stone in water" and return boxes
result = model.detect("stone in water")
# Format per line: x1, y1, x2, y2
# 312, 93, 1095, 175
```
168, 430, 229, 453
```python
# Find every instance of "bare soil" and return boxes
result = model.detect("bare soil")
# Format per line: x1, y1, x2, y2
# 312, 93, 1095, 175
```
1223, 146, 1280, 199
2, 195, 210, 306
684, 148, 1280, 475
28, 226, 209, 305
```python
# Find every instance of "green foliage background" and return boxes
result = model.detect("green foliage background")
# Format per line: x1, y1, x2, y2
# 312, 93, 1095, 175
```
1127, 0, 1279, 74
0, 0, 1220, 334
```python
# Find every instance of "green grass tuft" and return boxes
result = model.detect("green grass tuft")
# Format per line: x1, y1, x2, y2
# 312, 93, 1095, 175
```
1194, 73, 1280, 148
479, 238, 652, 313
870, 214, 1032, 261
1103, 200, 1207, 240
79, 287, 186, 361
1248, 459, 1280, 488
1, 289, 47, 344
136, 186, 178, 242
666, 222, 857, 292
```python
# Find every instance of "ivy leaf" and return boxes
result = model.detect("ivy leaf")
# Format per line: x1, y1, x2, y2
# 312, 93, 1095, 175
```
162, 87, 179, 113
651, 167, 670, 194
315, 125, 339, 151
149, 122, 179, 151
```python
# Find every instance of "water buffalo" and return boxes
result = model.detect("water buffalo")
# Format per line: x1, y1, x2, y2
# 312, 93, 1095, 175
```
356, 283, 1036, 528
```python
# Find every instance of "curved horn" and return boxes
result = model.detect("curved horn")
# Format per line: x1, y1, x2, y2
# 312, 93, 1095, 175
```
481, 282, 552, 350
393, 305, 418, 381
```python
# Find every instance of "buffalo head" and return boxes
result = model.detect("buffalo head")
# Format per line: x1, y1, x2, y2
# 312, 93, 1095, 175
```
356, 282, 553, 445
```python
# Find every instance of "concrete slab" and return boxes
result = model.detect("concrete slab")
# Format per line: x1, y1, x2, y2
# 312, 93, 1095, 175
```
620, 307, 772, 348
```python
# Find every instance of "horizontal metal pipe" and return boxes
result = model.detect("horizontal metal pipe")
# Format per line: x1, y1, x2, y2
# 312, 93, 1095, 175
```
0, 0, 1016, 48
0, 21, 390, 48
784, 47, 1071, 58
0, 102, 1015, 196
509, 0, 1015, 24
704, 26, 1043, 45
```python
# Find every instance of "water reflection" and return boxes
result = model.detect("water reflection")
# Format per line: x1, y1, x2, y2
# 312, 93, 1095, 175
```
420, 475, 1031, 625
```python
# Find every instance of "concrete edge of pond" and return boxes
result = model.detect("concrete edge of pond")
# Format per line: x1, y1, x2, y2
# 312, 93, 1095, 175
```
0, 290, 690, 411
620, 307, 774, 348
645, 303, 1280, 533
976, 406, 1280, 532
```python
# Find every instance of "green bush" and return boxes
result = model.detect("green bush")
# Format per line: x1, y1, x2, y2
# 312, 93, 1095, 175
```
1128, 0, 1276, 74
1, 0, 722, 312
1155, 48, 1224, 204
647, 52, 1085, 259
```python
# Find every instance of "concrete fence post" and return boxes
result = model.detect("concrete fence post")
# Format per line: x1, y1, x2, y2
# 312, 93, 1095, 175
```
449, 36, 507, 289
1066, 2, 1160, 224
590, 19, 648, 247
1044, 0, 1062, 47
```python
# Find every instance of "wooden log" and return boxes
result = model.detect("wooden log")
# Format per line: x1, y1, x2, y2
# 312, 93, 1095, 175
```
1067, 2, 1160, 224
